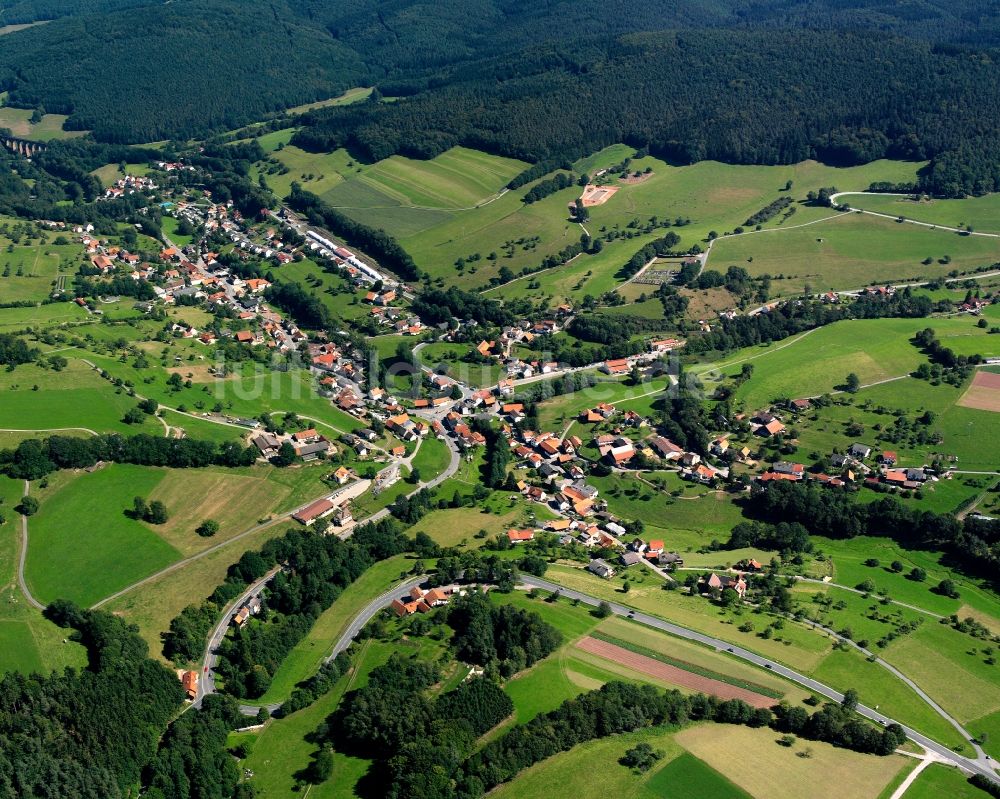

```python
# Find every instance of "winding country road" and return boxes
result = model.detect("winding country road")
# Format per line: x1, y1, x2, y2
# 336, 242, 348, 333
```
188, 433, 462, 713
518, 574, 997, 782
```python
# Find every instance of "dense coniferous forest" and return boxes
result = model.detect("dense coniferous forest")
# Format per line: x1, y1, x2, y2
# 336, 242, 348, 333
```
294, 28, 1000, 196
0, 0, 1000, 193
0, 602, 246, 799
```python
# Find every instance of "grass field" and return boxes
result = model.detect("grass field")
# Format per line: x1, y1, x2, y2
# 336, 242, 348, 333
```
674, 723, 909, 799
493, 719, 907, 799
405, 505, 528, 549
24, 465, 182, 606
161, 215, 193, 246
264, 145, 526, 228
0, 107, 85, 140
0, 231, 81, 303
903, 763, 985, 799
75, 351, 362, 437
707, 210, 1000, 296
809, 648, 967, 751
699, 315, 999, 412
490, 727, 689, 799
813, 536, 1000, 622
143, 464, 330, 556
881, 622, 1000, 726
0, 300, 89, 331
0, 359, 163, 435
589, 472, 749, 540
0, 475, 88, 675
841, 192, 1000, 234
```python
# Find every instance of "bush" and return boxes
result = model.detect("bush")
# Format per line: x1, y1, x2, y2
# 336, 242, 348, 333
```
17, 495, 39, 516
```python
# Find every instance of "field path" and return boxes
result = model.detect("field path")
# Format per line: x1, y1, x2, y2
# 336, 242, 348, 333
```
17, 481, 44, 610
889, 748, 954, 799
0, 426, 98, 436
830, 192, 1000, 238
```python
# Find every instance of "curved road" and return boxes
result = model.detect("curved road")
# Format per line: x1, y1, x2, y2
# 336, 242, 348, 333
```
190, 434, 462, 713
518, 574, 998, 782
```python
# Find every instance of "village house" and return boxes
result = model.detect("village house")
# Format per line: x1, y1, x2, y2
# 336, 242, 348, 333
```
506, 528, 535, 544
292, 497, 336, 525
849, 443, 873, 460
180, 670, 199, 700
588, 559, 616, 579
704, 572, 747, 598
602, 358, 631, 375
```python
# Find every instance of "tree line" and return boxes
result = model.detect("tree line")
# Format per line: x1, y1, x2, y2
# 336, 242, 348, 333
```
1, 433, 257, 481
748, 480, 1000, 580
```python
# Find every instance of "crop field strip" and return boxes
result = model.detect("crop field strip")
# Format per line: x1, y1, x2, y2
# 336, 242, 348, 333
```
587, 629, 784, 699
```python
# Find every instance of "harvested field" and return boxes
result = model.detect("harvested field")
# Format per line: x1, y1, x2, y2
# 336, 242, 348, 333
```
958, 369, 1000, 412
574, 636, 776, 708
580, 183, 618, 206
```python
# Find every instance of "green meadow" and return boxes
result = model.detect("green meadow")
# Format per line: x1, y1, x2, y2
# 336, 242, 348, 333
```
904, 763, 986, 799
0, 359, 164, 435
0, 300, 89, 332
708, 210, 1000, 296
841, 191, 1000, 233
698, 315, 999, 411
0, 475, 88, 675
0, 107, 85, 141
24, 465, 181, 607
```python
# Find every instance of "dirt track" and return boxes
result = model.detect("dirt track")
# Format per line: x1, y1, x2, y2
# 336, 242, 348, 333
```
575, 636, 777, 708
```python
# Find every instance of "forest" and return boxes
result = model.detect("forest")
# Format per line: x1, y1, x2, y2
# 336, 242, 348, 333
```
0, 0, 999, 194
294, 28, 1000, 197
0, 601, 246, 799
748, 480, 1000, 580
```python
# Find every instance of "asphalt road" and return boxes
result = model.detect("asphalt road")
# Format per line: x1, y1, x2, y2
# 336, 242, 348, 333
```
194, 565, 282, 709
325, 576, 427, 664
519, 574, 998, 782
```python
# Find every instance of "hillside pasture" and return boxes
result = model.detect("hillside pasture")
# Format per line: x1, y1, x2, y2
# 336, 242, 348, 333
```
840, 192, 1000, 234
0, 107, 85, 140
707, 211, 1000, 296
700, 315, 999, 412
24, 465, 181, 607
0, 359, 163, 435
0, 475, 88, 675
142, 465, 327, 556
